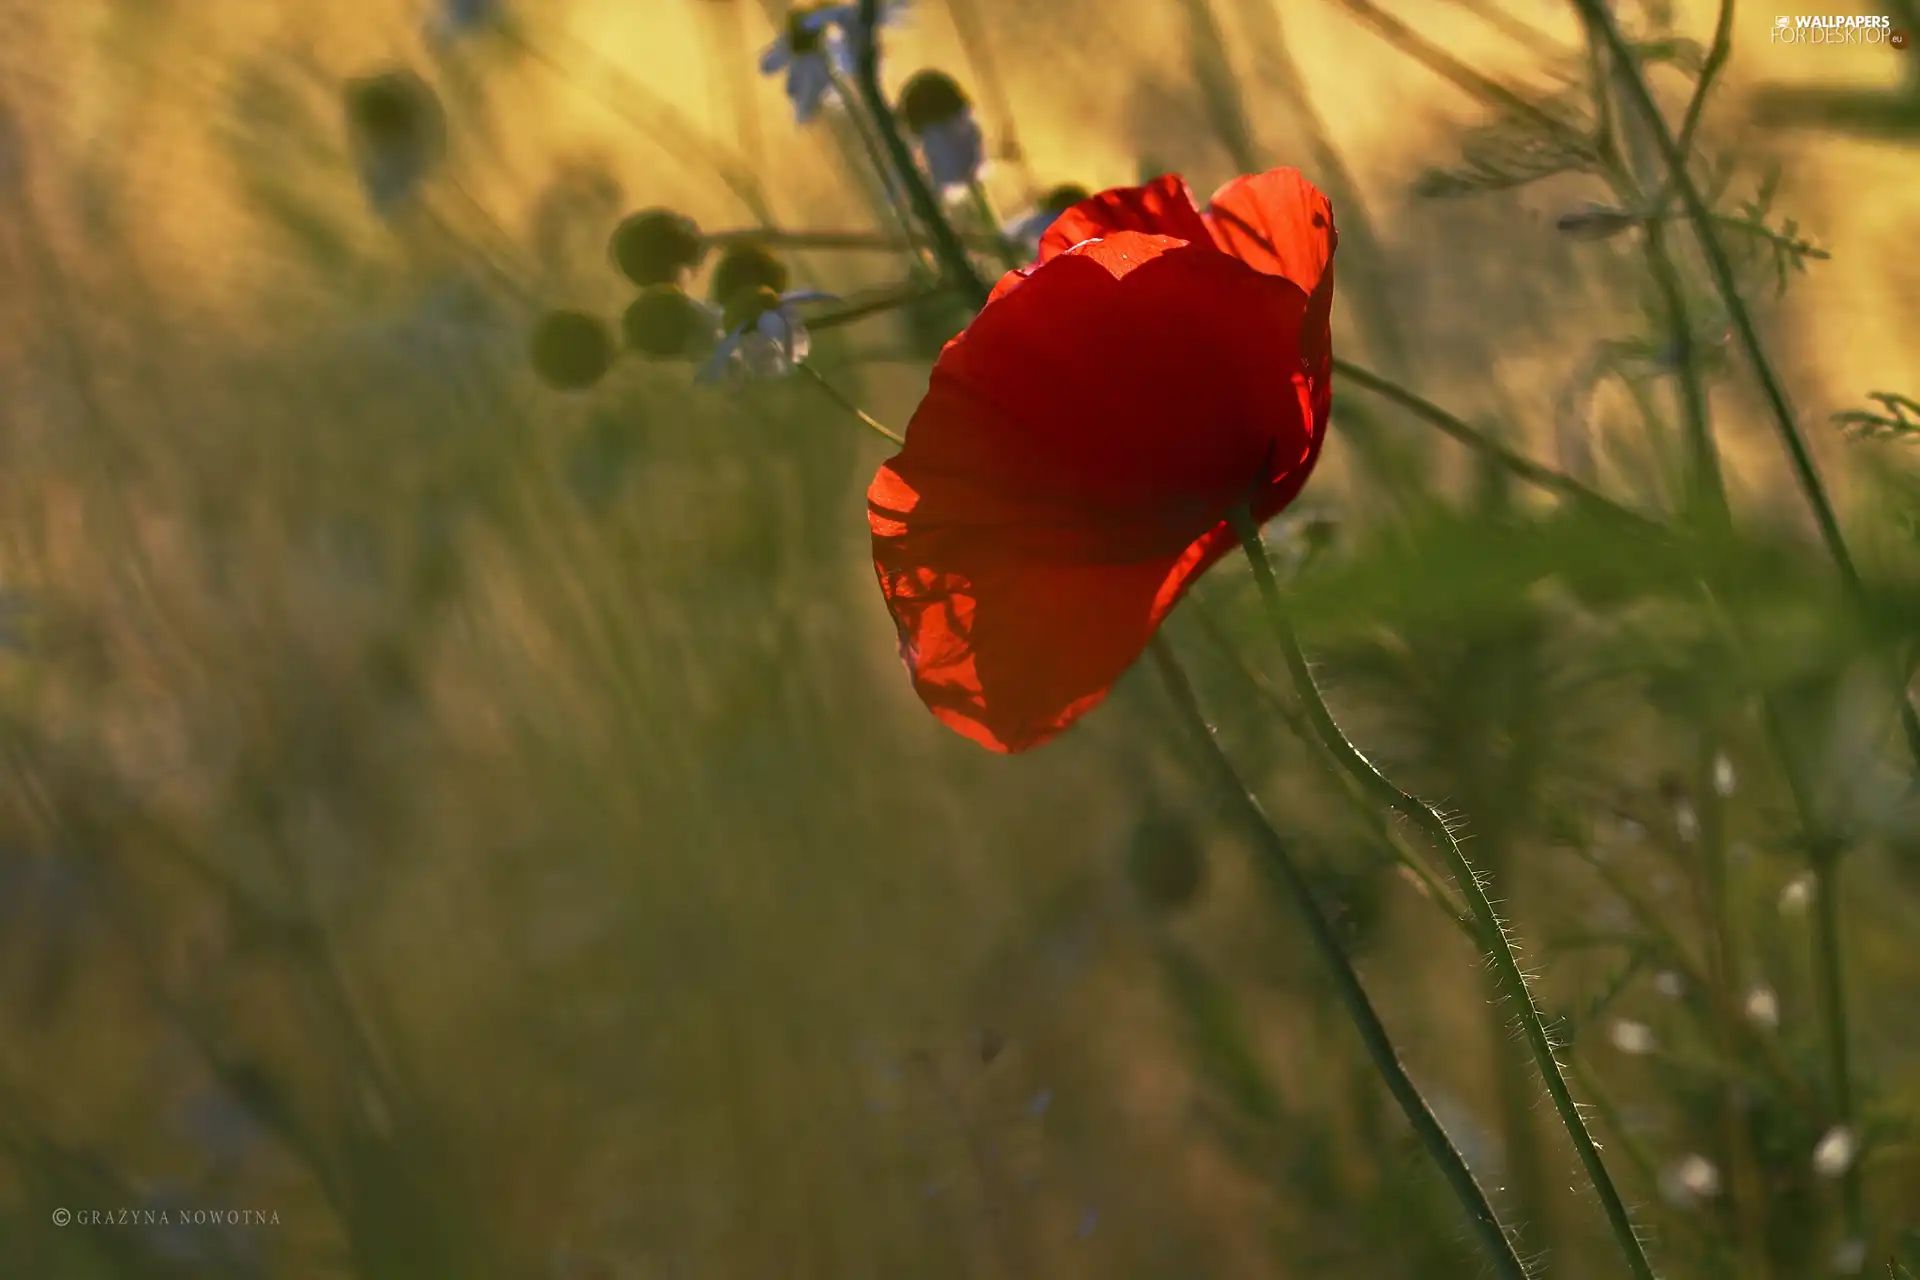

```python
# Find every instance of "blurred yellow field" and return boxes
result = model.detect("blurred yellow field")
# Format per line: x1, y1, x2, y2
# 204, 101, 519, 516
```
0, 2, 1916, 1276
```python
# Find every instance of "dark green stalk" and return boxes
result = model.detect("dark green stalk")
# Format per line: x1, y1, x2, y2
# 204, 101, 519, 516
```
1811, 848, 1859, 1232
1188, 600, 1474, 931
1571, 0, 1920, 770
1227, 507, 1660, 1280
825, 68, 939, 281
1681, 732, 1772, 1277
1669, 0, 1735, 186
1751, 691, 1862, 1236
852, 0, 992, 309
967, 181, 1023, 271
1146, 638, 1528, 1280
1333, 357, 1653, 525
1580, 22, 1729, 536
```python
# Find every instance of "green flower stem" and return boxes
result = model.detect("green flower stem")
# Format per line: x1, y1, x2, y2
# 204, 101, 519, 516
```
1331, 357, 1653, 526
809, 282, 957, 333
852, 0, 992, 309
1580, 20, 1729, 537
1812, 849, 1860, 1231
1754, 694, 1864, 1236
1188, 600, 1476, 935
1571, 0, 1920, 771
1146, 638, 1528, 1280
1693, 734, 1774, 1279
1227, 506, 1660, 1280
967, 181, 1024, 272
796, 362, 905, 445
705, 227, 1009, 252
826, 69, 940, 283
1658, 0, 1737, 210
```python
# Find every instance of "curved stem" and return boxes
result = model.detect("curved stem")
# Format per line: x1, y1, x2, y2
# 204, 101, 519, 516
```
1189, 600, 1475, 934
1227, 506, 1660, 1280
1332, 357, 1653, 527
796, 362, 905, 445
1147, 639, 1528, 1280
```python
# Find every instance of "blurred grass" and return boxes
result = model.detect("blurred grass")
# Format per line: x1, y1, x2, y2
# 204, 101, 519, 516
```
0, 0, 1917, 1276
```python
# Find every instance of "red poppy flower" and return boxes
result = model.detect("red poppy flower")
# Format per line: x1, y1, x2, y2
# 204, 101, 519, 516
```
869, 168, 1337, 753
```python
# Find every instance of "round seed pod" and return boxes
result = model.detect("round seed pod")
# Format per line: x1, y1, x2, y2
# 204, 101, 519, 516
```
719, 285, 783, 336
344, 69, 445, 208
609, 208, 705, 287
897, 69, 971, 135
1038, 183, 1091, 215
529, 309, 614, 391
708, 243, 789, 308
622, 285, 716, 359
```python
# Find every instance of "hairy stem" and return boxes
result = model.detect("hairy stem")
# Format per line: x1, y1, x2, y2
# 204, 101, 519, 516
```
1227, 506, 1660, 1280
1147, 639, 1528, 1280
1189, 600, 1475, 933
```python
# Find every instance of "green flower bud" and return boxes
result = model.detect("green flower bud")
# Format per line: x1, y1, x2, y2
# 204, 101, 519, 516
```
530, 309, 614, 391
708, 243, 790, 307
622, 285, 716, 359
609, 208, 706, 287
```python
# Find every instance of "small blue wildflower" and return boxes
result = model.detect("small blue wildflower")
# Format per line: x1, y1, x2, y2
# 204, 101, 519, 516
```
758, 3, 906, 124
897, 70, 983, 193
426, 0, 500, 45
698, 287, 836, 383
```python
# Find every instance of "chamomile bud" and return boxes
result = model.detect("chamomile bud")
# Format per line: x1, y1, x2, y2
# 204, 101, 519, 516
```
896, 70, 983, 193
530, 309, 615, 391
609, 209, 706, 287
344, 68, 445, 215
622, 286, 720, 360
709, 243, 791, 307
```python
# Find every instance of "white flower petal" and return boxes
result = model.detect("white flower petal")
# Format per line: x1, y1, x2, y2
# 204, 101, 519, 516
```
1609, 1019, 1657, 1056
696, 331, 744, 385
1812, 1126, 1857, 1179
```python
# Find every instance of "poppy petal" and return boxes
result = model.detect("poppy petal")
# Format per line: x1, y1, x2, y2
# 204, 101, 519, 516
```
870, 232, 1318, 752
1034, 174, 1212, 263
1204, 167, 1337, 431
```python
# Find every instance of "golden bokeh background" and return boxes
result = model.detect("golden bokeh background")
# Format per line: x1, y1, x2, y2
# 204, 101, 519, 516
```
0, 1, 1916, 1276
